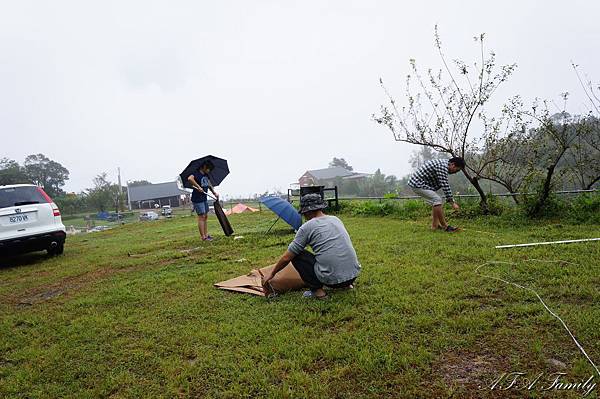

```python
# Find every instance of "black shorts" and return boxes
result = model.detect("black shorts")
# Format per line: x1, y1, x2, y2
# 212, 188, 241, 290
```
290, 250, 355, 290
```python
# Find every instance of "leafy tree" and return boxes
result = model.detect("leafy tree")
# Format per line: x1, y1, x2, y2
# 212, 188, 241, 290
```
54, 193, 88, 216
384, 174, 399, 191
0, 158, 30, 185
337, 176, 359, 197
528, 109, 599, 214
329, 157, 353, 171
375, 26, 517, 212
485, 95, 599, 214
371, 169, 387, 196
86, 173, 120, 212
23, 154, 69, 197
353, 169, 400, 197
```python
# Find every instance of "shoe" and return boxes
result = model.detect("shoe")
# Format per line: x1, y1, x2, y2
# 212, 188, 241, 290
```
445, 225, 460, 233
202, 236, 214, 241
302, 290, 329, 300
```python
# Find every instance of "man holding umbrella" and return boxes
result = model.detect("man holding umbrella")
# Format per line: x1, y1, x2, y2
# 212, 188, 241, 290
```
181, 155, 231, 240
187, 161, 220, 241
263, 194, 361, 299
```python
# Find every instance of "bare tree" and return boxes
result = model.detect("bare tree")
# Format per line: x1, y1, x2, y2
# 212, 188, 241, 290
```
374, 26, 516, 212
569, 64, 600, 189
465, 96, 537, 204
572, 62, 600, 115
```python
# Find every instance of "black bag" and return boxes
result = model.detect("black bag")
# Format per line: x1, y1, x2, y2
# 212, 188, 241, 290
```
213, 200, 234, 236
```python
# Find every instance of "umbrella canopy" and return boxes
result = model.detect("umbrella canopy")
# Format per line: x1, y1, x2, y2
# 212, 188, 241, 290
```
180, 155, 229, 188
260, 196, 302, 231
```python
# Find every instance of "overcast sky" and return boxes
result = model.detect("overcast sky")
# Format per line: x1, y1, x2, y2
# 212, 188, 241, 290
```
1, 1, 599, 198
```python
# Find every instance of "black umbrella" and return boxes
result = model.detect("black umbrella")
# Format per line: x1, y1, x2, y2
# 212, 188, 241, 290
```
179, 155, 229, 188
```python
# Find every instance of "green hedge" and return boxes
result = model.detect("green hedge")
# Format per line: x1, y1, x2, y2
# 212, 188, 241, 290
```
335, 193, 600, 225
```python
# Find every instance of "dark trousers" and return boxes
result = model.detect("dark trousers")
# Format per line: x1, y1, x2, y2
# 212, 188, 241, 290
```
291, 250, 356, 290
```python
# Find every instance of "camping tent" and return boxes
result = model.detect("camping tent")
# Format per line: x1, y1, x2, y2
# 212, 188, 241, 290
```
214, 264, 306, 297
224, 203, 259, 216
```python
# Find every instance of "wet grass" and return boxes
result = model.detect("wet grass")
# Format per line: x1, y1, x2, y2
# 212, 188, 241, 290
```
1, 211, 599, 398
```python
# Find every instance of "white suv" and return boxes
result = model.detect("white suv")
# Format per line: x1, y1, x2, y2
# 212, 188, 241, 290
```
0, 184, 66, 256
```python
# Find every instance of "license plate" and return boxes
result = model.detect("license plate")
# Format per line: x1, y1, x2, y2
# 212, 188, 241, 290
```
9, 214, 29, 224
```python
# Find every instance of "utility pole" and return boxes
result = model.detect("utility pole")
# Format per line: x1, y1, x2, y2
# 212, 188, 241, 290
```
117, 167, 125, 213
126, 181, 132, 211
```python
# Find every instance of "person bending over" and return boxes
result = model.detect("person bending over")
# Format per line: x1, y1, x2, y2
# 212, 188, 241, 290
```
408, 157, 465, 232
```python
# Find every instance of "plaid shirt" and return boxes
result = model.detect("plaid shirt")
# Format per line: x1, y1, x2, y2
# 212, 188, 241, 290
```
408, 159, 454, 202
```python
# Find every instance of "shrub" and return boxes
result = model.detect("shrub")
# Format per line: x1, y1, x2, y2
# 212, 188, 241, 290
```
567, 193, 600, 224
338, 199, 430, 219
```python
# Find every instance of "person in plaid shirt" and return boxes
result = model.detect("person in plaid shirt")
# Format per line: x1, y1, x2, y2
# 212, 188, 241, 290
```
408, 157, 465, 232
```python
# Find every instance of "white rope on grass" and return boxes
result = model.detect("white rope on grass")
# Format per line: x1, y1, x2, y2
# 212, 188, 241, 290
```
475, 260, 600, 378
496, 237, 600, 249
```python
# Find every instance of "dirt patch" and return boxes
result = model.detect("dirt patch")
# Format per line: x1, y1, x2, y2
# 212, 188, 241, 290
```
435, 348, 510, 392
440, 352, 495, 386
10, 266, 137, 307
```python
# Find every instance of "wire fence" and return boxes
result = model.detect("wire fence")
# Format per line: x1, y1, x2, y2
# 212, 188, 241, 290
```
332, 188, 599, 203
137, 188, 599, 214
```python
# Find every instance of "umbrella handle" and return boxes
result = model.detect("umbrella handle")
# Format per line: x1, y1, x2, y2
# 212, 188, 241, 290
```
265, 216, 280, 234
194, 187, 217, 201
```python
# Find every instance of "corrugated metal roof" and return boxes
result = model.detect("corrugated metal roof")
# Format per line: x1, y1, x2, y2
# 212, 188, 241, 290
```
304, 167, 355, 180
129, 182, 189, 202
342, 173, 371, 180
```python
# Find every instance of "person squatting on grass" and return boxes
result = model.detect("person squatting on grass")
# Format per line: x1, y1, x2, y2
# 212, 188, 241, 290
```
408, 157, 465, 232
263, 194, 361, 300
187, 160, 219, 242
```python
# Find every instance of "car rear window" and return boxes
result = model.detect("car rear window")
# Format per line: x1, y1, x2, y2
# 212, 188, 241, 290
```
0, 186, 48, 209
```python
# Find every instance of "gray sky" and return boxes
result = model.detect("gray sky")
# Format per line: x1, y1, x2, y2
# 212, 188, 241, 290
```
1, 1, 599, 198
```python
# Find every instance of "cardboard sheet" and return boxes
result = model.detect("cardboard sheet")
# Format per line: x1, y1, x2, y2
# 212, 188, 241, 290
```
214, 264, 306, 297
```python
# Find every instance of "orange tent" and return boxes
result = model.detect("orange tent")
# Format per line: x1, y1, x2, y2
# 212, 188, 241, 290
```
224, 203, 259, 216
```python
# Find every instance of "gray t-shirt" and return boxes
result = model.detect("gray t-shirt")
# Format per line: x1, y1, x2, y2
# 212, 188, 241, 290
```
288, 215, 361, 285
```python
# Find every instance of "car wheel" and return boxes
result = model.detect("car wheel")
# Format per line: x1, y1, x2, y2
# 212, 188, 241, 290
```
47, 243, 64, 256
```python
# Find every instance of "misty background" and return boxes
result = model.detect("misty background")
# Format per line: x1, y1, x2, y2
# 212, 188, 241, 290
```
1, 0, 599, 198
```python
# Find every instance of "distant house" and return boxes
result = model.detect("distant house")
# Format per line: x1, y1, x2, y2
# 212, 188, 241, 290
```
298, 167, 370, 188
128, 181, 190, 209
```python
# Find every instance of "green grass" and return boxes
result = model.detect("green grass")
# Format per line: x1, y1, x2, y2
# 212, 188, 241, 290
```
1, 211, 599, 398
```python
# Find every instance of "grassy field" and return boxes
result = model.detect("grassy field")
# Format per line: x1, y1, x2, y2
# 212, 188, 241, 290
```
1, 211, 599, 398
